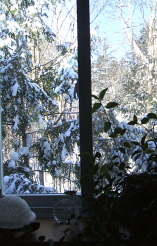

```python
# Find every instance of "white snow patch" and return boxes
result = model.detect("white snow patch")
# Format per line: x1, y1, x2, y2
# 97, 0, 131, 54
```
19, 147, 29, 156
8, 160, 16, 168
42, 141, 51, 158
61, 145, 67, 161
13, 115, 19, 131
11, 152, 19, 161
59, 133, 64, 142
26, 134, 32, 147
3, 176, 10, 184
11, 82, 19, 96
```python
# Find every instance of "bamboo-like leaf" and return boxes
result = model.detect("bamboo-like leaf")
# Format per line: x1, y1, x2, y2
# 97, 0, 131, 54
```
145, 149, 154, 154
141, 117, 149, 124
128, 121, 137, 125
132, 149, 142, 157
142, 142, 148, 150
148, 154, 157, 162
92, 103, 101, 113
133, 114, 138, 122
141, 135, 147, 146
101, 165, 110, 179
124, 142, 131, 148
106, 102, 119, 109
114, 127, 126, 135
94, 152, 101, 158
109, 133, 118, 138
147, 113, 157, 119
119, 147, 125, 154
134, 153, 141, 161
119, 162, 125, 170
104, 121, 111, 132
131, 141, 140, 145
99, 88, 108, 100
92, 94, 99, 100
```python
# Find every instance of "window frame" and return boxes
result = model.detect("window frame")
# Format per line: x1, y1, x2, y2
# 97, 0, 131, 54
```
0, 0, 93, 219
20, 194, 82, 218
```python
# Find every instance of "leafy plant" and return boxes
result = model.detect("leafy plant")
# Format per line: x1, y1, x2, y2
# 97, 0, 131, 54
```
92, 87, 157, 175
72, 88, 157, 245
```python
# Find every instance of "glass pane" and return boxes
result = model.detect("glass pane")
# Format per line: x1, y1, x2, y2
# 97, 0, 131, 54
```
1, 0, 80, 194
90, 0, 157, 176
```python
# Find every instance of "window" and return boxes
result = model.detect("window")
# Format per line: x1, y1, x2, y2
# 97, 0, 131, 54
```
0, 0, 92, 218
2, 0, 156, 219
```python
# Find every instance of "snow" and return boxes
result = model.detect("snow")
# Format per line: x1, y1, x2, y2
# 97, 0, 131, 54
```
4, 174, 56, 194
42, 140, 52, 159
0, 37, 15, 48
3, 176, 10, 184
64, 128, 71, 137
27, 6, 36, 15
64, 160, 73, 165
26, 134, 32, 148
54, 85, 61, 94
13, 115, 19, 131
61, 145, 67, 161
59, 133, 64, 143
19, 147, 29, 156
8, 160, 16, 168
47, 160, 56, 166
11, 152, 19, 161
38, 114, 44, 124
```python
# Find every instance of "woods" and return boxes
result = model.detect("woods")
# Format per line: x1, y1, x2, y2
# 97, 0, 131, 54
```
1, 0, 157, 193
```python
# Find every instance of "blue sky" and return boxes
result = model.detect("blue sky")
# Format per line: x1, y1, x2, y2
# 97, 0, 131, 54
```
89, 0, 150, 60
49, 0, 150, 60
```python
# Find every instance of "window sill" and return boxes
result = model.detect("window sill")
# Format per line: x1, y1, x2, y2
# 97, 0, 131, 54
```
19, 194, 82, 218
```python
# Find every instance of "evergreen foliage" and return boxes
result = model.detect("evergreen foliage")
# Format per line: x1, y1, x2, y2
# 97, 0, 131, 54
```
0, 0, 79, 193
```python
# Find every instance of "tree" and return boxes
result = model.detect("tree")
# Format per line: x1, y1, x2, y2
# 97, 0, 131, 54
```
0, 0, 80, 193
90, 0, 157, 117
109, 0, 157, 115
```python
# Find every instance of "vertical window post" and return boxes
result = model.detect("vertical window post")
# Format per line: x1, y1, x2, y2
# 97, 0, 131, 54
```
0, 88, 3, 196
77, 0, 94, 214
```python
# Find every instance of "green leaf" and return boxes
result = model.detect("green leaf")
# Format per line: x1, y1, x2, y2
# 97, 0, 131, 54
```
119, 147, 125, 154
101, 165, 110, 179
142, 142, 148, 150
147, 113, 157, 120
124, 142, 131, 148
121, 129, 127, 135
133, 114, 138, 122
141, 135, 147, 146
99, 88, 108, 100
128, 121, 137, 125
114, 127, 123, 134
104, 121, 111, 132
131, 141, 140, 146
106, 102, 119, 109
148, 154, 157, 162
113, 127, 126, 136
92, 95, 99, 100
128, 115, 138, 125
134, 153, 141, 161
132, 149, 142, 157
92, 103, 101, 113
145, 149, 154, 154
112, 155, 118, 160
109, 133, 118, 138
94, 152, 101, 158
141, 117, 149, 124
119, 162, 125, 170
